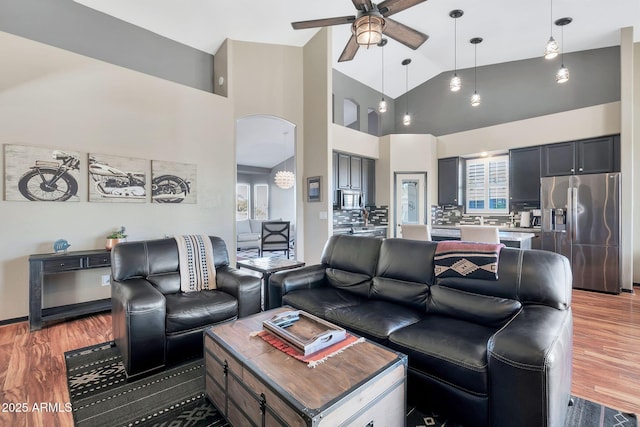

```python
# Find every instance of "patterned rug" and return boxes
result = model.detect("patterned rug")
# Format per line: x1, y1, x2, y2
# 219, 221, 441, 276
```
66, 342, 638, 427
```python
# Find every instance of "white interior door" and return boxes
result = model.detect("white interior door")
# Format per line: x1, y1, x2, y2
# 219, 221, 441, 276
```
394, 172, 427, 237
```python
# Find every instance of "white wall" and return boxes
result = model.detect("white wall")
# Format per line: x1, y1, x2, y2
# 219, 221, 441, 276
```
378, 134, 438, 237
437, 102, 621, 157
332, 123, 379, 159
0, 32, 236, 321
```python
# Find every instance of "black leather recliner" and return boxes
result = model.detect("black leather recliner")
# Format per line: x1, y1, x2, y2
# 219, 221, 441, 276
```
111, 236, 262, 379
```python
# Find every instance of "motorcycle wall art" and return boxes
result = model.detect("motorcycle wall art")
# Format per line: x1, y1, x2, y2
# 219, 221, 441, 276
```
4, 145, 191, 203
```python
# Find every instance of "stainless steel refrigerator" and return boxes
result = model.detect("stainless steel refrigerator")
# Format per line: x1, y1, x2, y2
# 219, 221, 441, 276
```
540, 173, 620, 294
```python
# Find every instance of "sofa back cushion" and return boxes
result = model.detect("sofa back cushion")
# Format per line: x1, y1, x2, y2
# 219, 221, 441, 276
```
237, 220, 252, 234
371, 239, 437, 310
320, 235, 382, 297
434, 247, 572, 310
428, 284, 522, 328
111, 236, 230, 295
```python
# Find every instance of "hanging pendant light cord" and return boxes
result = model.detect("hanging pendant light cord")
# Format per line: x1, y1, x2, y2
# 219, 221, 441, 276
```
405, 63, 409, 113
454, 18, 458, 73
381, 45, 385, 96
474, 44, 477, 92
549, 0, 554, 35
561, 25, 564, 65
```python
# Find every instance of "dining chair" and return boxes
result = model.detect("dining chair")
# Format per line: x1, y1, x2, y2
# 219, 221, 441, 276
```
459, 225, 500, 244
400, 224, 431, 241
261, 221, 291, 258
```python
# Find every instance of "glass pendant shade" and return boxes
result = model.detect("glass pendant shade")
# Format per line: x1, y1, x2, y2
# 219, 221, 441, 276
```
556, 65, 570, 83
450, 74, 461, 92
471, 92, 481, 107
274, 170, 295, 189
544, 37, 559, 59
354, 15, 384, 46
378, 98, 387, 113
403, 113, 411, 126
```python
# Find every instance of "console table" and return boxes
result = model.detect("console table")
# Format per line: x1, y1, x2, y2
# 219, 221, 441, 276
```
29, 249, 112, 331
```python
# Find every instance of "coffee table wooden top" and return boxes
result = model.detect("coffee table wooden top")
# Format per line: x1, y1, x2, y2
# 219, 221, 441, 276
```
205, 307, 406, 411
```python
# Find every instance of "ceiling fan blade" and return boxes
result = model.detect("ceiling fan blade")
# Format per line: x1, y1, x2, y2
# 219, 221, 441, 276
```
291, 15, 355, 30
352, 0, 373, 11
382, 17, 428, 50
378, 0, 427, 17
338, 35, 360, 62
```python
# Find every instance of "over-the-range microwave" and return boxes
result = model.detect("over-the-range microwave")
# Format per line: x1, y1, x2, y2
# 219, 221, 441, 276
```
337, 189, 364, 210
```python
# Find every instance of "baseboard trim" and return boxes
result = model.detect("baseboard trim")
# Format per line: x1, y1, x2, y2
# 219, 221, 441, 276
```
0, 316, 27, 326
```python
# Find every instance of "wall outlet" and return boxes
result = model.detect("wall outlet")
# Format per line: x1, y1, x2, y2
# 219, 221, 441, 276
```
101, 275, 111, 286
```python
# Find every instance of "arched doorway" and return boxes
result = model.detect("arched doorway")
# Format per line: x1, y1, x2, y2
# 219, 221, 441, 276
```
236, 115, 297, 259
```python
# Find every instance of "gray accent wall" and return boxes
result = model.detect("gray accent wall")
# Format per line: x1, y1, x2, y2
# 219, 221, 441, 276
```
395, 47, 621, 136
0, 0, 214, 93
332, 69, 396, 136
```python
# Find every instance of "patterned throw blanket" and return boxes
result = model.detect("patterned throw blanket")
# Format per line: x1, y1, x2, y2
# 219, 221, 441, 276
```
434, 241, 505, 280
175, 235, 217, 292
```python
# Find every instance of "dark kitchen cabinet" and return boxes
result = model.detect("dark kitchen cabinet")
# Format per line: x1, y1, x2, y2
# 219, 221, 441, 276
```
362, 157, 376, 206
350, 156, 362, 190
438, 157, 462, 206
509, 146, 541, 203
336, 152, 362, 190
332, 151, 338, 205
542, 135, 619, 177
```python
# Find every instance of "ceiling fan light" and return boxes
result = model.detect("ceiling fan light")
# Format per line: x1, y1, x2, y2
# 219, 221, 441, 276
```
450, 74, 461, 92
471, 92, 481, 107
403, 113, 411, 126
355, 15, 384, 46
378, 98, 387, 113
556, 65, 570, 83
274, 170, 295, 189
544, 36, 559, 59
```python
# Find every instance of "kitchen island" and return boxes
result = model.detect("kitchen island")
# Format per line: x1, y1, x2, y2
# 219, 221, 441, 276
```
431, 227, 536, 249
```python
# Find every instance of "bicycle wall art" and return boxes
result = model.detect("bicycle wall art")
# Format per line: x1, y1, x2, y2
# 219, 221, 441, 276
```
3, 144, 196, 204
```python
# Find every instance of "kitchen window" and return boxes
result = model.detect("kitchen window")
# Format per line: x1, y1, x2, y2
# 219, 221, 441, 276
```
465, 155, 509, 214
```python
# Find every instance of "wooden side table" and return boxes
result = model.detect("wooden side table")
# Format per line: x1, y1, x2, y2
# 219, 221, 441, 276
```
29, 249, 112, 331
236, 257, 305, 310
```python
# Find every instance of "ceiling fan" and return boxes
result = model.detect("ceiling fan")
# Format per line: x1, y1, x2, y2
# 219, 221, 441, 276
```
291, 0, 429, 62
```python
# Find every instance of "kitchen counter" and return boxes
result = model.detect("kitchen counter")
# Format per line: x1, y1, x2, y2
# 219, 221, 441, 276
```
431, 227, 536, 249
333, 225, 388, 238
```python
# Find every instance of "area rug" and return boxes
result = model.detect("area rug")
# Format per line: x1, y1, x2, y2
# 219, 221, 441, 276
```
66, 342, 638, 427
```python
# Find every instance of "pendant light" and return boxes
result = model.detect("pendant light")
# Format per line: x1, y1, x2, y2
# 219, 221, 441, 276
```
274, 132, 295, 189
470, 37, 483, 107
449, 10, 464, 92
544, 0, 559, 59
378, 38, 388, 113
555, 17, 572, 84
402, 58, 411, 126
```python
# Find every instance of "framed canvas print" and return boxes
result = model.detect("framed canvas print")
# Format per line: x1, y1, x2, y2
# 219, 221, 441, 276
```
4, 144, 80, 202
307, 176, 321, 203
151, 160, 196, 204
88, 153, 146, 203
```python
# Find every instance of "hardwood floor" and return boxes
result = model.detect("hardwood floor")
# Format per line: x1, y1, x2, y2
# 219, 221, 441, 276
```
0, 289, 638, 426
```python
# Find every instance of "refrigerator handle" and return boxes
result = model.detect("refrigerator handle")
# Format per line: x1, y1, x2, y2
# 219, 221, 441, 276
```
566, 188, 573, 239
571, 187, 578, 240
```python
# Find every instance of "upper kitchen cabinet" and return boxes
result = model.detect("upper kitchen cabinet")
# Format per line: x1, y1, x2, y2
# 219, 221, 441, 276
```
542, 135, 620, 177
336, 152, 362, 190
509, 146, 541, 203
361, 157, 375, 206
438, 157, 462, 206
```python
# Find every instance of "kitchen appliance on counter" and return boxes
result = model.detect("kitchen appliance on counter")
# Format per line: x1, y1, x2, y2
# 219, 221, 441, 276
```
531, 209, 541, 227
519, 211, 531, 228
541, 173, 620, 293
336, 189, 364, 210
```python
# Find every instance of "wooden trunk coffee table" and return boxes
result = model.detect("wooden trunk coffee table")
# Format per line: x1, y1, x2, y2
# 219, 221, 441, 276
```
204, 307, 407, 427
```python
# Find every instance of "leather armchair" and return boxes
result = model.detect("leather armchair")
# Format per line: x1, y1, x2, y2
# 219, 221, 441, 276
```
111, 236, 261, 379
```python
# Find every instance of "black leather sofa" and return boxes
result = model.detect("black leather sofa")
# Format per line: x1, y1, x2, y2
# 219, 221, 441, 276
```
269, 235, 573, 427
111, 236, 261, 378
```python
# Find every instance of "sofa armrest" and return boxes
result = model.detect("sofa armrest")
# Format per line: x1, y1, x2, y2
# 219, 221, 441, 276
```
111, 278, 166, 378
268, 264, 327, 309
216, 266, 262, 317
488, 305, 573, 427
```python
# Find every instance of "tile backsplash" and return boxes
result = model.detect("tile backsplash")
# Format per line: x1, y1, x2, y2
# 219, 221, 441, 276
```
333, 206, 389, 228
431, 204, 541, 228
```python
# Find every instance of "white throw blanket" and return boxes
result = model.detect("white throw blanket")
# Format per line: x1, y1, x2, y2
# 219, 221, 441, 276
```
175, 235, 217, 292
